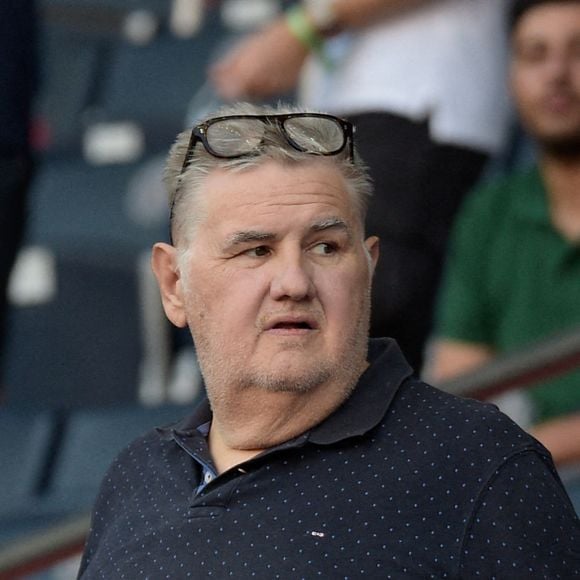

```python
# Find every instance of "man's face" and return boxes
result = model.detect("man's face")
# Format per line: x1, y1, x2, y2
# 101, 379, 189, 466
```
510, 3, 580, 151
165, 159, 378, 404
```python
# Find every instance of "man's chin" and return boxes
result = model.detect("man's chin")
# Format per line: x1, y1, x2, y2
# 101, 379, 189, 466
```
261, 332, 319, 350
245, 362, 334, 394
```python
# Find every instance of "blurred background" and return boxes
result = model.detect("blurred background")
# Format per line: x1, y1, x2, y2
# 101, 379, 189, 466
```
1, 1, 579, 578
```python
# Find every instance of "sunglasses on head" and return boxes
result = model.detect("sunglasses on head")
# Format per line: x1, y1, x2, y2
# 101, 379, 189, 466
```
169, 113, 355, 244
179, 112, 354, 176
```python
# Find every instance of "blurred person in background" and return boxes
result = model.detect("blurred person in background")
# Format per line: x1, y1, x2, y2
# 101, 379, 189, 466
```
0, 0, 38, 390
430, 0, 580, 470
209, 0, 512, 372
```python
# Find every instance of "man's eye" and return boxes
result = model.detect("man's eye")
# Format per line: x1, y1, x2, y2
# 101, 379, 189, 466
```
311, 242, 337, 256
516, 44, 547, 64
245, 246, 271, 258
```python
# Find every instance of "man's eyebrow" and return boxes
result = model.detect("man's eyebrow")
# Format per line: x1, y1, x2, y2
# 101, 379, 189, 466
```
223, 219, 351, 249
310, 217, 352, 238
224, 230, 277, 248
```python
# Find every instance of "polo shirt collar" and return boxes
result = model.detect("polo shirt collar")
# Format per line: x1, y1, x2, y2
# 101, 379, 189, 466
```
308, 338, 413, 444
159, 338, 413, 446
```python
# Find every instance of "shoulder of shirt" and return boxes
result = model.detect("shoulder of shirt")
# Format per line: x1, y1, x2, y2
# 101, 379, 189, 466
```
101, 416, 187, 473
387, 378, 548, 460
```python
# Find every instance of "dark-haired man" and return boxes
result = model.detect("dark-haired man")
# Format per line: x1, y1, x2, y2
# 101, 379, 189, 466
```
432, 0, 580, 469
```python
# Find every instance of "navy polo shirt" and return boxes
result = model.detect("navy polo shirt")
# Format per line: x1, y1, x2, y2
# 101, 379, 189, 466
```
79, 339, 580, 578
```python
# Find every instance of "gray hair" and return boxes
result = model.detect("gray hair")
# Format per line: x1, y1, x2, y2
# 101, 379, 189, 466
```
163, 102, 373, 246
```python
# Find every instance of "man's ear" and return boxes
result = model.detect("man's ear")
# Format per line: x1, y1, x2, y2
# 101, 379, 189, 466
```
364, 236, 380, 275
151, 242, 188, 328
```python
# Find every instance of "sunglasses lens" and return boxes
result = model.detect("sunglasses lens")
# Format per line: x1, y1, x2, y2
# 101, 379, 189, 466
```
205, 118, 265, 157
283, 116, 346, 155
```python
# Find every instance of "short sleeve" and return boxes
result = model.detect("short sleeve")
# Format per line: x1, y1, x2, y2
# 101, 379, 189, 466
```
460, 450, 580, 578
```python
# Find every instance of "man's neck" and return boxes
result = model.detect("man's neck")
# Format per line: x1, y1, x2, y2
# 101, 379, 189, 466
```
541, 152, 580, 241
207, 377, 358, 474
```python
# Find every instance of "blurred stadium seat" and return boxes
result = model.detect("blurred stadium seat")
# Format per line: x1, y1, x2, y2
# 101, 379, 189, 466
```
1, 0, 223, 558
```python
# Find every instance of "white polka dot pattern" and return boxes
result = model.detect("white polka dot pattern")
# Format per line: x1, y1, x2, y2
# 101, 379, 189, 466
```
78, 340, 580, 578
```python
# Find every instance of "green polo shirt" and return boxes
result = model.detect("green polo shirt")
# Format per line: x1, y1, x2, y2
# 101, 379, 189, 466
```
436, 166, 580, 421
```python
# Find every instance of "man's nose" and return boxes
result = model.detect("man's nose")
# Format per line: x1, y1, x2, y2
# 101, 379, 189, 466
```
544, 50, 572, 83
269, 253, 316, 301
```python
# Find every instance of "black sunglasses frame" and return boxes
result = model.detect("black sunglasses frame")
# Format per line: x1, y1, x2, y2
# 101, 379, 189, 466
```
170, 113, 355, 245
179, 112, 355, 176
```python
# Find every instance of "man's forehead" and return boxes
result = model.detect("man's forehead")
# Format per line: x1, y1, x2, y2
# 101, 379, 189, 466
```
197, 161, 355, 217
201, 159, 348, 196
514, 2, 580, 38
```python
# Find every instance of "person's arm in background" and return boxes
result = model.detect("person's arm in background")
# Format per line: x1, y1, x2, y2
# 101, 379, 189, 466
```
427, 339, 495, 383
531, 414, 580, 467
210, 0, 436, 100
429, 340, 580, 468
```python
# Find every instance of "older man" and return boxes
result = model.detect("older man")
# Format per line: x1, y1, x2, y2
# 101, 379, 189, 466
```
78, 103, 579, 578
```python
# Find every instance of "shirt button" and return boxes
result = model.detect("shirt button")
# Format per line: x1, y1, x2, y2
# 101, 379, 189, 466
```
204, 472, 214, 484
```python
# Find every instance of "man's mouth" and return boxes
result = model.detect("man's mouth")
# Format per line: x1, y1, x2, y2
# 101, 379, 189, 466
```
542, 92, 577, 114
263, 315, 319, 333
272, 321, 312, 330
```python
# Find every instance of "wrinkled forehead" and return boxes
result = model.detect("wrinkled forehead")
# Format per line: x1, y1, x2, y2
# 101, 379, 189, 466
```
199, 160, 360, 224
173, 157, 366, 248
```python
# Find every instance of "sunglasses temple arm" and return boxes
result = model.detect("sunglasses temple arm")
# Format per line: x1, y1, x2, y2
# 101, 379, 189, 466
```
170, 130, 199, 247
180, 130, 199, 175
